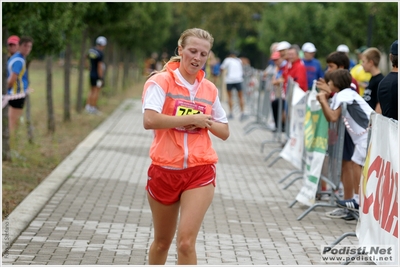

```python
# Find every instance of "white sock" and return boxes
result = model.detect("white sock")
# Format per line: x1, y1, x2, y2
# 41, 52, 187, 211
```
353, 194, 359, 204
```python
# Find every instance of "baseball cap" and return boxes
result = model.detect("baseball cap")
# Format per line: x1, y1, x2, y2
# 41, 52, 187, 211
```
355, 46, 368, 54
96, 36, 107, 46
7, 35, 20, 45
276, 41, 291, 51
337, 44, 350, 53
270, 51, 281, 60
302, 42, 316, 53
390, 40, 398, 55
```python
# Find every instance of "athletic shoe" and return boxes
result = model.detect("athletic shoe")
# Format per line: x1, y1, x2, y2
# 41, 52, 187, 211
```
240, 113, 248, 122
85, 104, 93, 113
325, 208, 348, 219
91, 107, 102, 115
320, 194, 331, 201
342, 212, 356, 221
228, 114, 233, 120
336, 198, 359, 211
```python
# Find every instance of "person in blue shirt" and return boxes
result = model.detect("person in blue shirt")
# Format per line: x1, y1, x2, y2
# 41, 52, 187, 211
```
7, 36, 33, 135
301, 42, 324, 90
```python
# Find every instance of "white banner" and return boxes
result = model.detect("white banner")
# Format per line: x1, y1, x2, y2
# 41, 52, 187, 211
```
296, 82, 328, 206
356, 113, 398, 265
279, 84, 307, 170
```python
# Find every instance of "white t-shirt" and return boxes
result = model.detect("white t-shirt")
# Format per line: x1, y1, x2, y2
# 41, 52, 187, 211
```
142, 69, 228, 123
330, 88, 373, 146
220, 57, 244, 84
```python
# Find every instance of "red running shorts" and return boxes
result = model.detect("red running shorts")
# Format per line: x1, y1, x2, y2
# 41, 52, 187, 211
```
146, 163, 216, 205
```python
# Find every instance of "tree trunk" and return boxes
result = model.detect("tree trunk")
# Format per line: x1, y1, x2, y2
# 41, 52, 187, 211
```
76, 28, 87, 113
25, 60, 34, 143
2, 27, 11, 161
46, 55, 55, 133
122, 49, 130, 90
112, 43, 119, 95
24, 95, 34, 143
64, 42, 72, 121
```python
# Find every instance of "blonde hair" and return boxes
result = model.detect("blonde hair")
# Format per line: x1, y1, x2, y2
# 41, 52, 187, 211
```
149, 28, 214, 77
363, 47, 381, 67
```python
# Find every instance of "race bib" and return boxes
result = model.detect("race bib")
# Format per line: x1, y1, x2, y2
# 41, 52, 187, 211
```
173, 100, 206, 133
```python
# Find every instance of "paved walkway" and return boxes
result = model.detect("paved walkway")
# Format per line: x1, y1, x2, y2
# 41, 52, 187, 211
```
2, 98, 362, 265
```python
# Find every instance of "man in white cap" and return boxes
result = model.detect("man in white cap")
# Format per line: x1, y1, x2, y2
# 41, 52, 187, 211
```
86, 36, 107, 114
302, 42, 324, 90
336, 44, 356, 69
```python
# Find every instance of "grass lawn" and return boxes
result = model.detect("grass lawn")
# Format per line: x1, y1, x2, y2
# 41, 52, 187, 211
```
2, 59, 145, 220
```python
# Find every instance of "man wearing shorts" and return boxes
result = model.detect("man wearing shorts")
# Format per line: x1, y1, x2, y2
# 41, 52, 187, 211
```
220, 52, 246, 121
86, 36, 107, 114
7, 36, 33, 135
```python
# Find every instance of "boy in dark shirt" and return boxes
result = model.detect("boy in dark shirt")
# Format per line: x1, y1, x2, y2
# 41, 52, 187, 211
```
361, 48, 384, 111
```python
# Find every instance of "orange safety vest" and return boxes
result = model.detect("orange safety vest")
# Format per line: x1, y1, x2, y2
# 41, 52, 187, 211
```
143, 61, 219, 169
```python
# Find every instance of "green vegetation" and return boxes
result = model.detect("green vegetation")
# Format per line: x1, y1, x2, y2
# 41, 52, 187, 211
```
2, 2, 398, 219
2, 60, 144, 220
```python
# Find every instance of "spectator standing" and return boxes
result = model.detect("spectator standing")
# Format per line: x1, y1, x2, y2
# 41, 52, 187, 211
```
301, 42, 324, 90
275, 41, 291, 90
337, 44, 356, 70
220, 52, 246, 120
6, 35, 19, 59
287, 45, 308, 92
210, 57, 221, 87
142, 28, 229, 264
350, 46, 371, 96
271, 41, 291, 131
361, 47, 384, 112
86, 36, 107, 114
316, 51, 360, 220
270, 51, 287, 131
317, 69, 373, 214
7, 36, 33, 135
378, 40, 398, 120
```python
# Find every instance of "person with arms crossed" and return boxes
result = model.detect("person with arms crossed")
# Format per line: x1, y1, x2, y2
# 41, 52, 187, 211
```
361, 47, 384, 112
7, 36, 33, 135
142, 28, 229, 265
378, 40, 398, 120
86, 36, 107, 114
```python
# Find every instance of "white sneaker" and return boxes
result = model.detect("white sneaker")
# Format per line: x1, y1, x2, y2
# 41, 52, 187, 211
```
325, 208, 348, 219
85, 104, 92, 113
91, 107, 102, 115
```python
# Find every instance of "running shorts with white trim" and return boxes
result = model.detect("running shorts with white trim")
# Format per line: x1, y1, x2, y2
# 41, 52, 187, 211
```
146, 163, 216, 205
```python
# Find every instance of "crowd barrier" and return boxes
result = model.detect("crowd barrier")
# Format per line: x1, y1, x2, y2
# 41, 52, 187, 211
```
239, 68, 398, 265
243, 72, 275, 135
289, 102, 347, 220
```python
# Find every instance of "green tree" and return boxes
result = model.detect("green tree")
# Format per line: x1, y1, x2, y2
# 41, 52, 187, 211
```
62, 3, 89, 122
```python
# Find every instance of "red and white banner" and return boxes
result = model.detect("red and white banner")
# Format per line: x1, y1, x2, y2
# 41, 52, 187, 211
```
356, 113, 398, 265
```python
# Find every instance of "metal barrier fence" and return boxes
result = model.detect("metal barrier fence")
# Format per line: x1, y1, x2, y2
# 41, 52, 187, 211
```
289, 102, 347, 221
263, 78, 295, 166
243, 71, 274, 134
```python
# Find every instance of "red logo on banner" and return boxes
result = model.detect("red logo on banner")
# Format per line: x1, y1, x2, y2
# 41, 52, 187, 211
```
362, 156, 398, 238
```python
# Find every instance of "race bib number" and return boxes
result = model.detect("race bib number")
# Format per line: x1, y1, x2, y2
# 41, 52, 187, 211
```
173, 100, 206, 133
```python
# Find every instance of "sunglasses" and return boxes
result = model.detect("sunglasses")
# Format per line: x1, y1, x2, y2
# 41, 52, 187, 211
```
7, 43, 17, 46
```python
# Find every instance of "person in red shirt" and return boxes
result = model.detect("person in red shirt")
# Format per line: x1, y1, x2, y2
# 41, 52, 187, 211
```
286, 45, 308, 92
